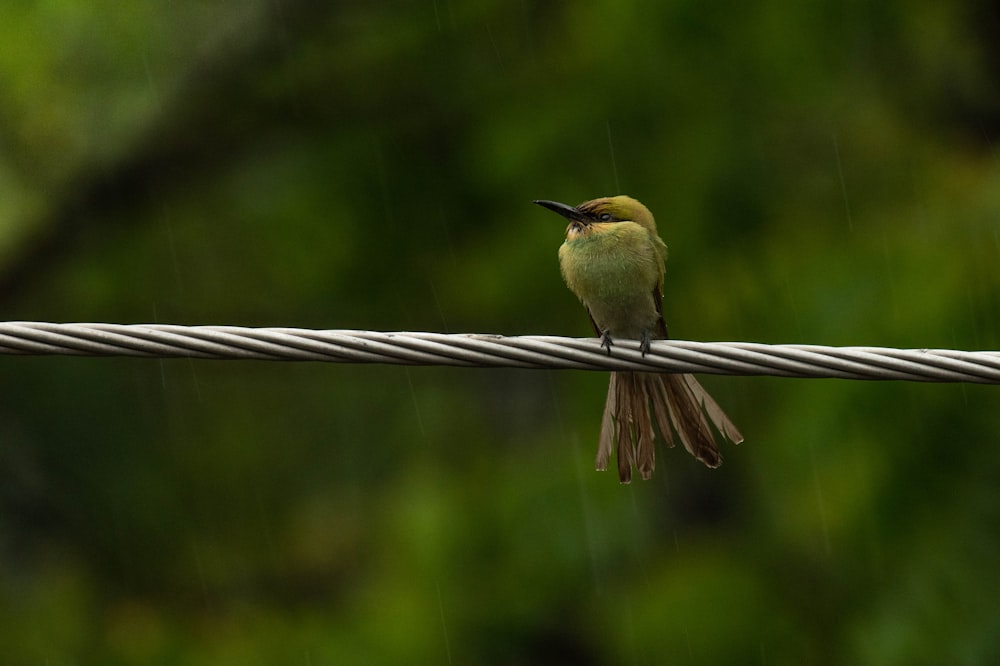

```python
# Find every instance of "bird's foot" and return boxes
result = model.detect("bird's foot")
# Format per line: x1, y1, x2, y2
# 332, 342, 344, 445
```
600, 330, 614, 356
640, 330, 652, 357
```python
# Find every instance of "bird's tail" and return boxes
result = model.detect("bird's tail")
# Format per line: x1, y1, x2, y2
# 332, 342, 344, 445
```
597, 371, 744, 483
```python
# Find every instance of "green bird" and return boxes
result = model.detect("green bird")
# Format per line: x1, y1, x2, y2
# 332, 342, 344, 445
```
534, 195, 743, 482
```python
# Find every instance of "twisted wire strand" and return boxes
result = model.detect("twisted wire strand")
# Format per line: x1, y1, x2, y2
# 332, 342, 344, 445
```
1, 321, 999, 383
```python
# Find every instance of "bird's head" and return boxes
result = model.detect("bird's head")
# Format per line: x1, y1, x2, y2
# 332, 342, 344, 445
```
533, 195, 657, 239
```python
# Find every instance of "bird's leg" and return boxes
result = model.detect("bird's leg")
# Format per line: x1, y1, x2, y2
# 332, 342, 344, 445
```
600, 330, 614, 356
640, 330, 652, 357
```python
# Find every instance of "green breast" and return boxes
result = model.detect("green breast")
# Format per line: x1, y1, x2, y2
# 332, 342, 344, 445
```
558, 223, 664, 337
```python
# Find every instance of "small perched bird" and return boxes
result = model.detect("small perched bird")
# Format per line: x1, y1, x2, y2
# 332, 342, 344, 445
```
534, 195, 743, 482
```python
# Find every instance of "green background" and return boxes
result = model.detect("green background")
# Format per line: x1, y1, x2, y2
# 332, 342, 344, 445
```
2, 1, 1000, 663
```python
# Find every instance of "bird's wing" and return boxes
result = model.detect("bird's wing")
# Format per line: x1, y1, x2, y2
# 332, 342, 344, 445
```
652, 283, 670, 339
586, 310, 602, 337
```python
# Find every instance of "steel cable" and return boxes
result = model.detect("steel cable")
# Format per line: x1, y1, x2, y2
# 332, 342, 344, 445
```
2, 322, 999, 383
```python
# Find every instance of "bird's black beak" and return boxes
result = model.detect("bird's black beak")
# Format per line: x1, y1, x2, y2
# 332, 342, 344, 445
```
533, 199, 588, 224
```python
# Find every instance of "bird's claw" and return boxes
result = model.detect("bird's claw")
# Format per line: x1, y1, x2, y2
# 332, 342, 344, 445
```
640, 331, 652, 357
600, 330, 614, 356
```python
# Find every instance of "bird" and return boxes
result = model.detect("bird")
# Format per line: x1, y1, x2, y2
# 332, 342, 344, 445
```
533, 195, 743, 482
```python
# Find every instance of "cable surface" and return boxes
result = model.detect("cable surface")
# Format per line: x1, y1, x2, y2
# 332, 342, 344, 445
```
2, 322, 999, 383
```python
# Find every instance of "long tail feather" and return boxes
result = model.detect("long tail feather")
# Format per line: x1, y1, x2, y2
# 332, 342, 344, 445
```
614, 372, 635, 483
597, 371, 741, 480
683, 374, 744, 444
596, 373, 617, 473
661, 374, 721, 468
632, 373, 656, 480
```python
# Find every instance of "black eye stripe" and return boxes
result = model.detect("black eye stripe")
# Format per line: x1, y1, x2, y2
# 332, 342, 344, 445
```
576, 202, 620, 222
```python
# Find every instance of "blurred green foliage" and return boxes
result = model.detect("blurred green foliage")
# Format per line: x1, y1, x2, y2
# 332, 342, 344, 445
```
2, 1, 1000, 663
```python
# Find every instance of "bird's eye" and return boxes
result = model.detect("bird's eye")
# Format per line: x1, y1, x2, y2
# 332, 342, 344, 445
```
599, 213, 612, 221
